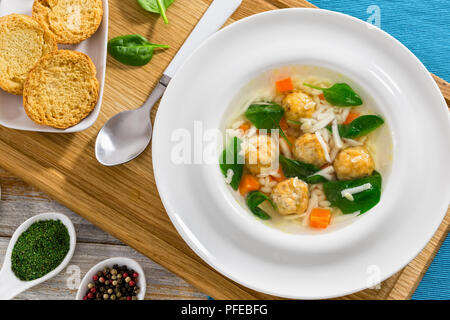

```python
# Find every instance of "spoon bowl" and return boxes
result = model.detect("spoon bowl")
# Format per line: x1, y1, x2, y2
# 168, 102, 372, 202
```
0, 212, 76, 300
95, 79, 168, 166
75, 257, 146, 300
95, 108, 153, 166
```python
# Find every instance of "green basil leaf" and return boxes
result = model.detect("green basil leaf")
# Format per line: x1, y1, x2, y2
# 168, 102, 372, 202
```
108, 34, 169, 66
323, 171, 382, 214
219, 137, 244, 190
304, 83, 363, 106
137, 0, 175, 24
279, 155, 328, 184
246, 191, 275, 220
338, 115, 384, 139
245, 103, 291, 145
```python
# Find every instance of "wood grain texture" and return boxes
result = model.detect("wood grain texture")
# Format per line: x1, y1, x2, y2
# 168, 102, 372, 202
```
0, 239, 206, 300
0, 0, 448, 300
0, 167, 206, 300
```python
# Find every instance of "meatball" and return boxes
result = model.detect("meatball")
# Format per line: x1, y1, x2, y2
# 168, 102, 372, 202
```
244, 134, 277, 175
271, 178, 309, 215
333, 147, 375, 180
281, 90, 316, 120
293, 133, 329, 168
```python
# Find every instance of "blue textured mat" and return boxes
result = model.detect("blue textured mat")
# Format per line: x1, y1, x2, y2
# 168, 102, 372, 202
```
310, 0, 450, 81
412, 236, 450, 300
310, 0, 449, 300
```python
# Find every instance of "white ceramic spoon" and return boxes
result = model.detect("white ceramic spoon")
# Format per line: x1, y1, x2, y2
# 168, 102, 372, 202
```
75, 257, 146, 300
0, 212, 76, 300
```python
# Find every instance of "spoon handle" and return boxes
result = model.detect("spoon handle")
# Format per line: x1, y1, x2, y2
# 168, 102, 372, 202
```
0, 266, 25, 300
139, 74, 171, 114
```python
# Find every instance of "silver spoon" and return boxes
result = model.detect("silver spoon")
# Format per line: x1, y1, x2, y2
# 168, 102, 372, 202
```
96, 0, 243, 166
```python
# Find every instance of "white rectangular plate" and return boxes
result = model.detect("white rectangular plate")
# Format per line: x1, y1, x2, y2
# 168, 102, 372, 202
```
0, 0, 108, 133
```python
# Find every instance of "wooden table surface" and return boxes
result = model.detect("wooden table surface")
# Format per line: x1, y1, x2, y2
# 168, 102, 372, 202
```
0, 0, 448, 300
0, 167, 206, 300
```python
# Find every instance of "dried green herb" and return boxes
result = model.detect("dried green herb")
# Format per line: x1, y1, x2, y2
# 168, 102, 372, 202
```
11, 220, 70, 281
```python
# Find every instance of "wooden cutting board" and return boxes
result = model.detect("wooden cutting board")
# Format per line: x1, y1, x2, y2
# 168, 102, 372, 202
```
0, 0, 448, 300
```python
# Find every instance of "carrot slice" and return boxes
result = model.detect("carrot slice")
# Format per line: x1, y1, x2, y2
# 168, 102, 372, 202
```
276, 77, 294, 93
239, 122, 251, 132
279, 117, 289, 131
239, 174, 261, 196
310, 208, 331, 229
344, 112, 360, 125
319, 93, 325, 100
270, 168, 286, 183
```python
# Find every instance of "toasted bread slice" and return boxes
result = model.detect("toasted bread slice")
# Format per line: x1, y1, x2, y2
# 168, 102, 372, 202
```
0, 14, 57, 95
32, 0, 103, 44
23, 50, 99, 129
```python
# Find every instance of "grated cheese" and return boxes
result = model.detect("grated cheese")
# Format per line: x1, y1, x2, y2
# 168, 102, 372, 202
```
343, 138, 363, 146
340, 183, 372, 201
308, 165, 335, 181
342, 192, 354, 201
341, 108, 351, 124
315, 131, 331, 163
332, 119, 343, 149
224, 169, 234, 184
310, 114, 335, 132
279, 137, 292, 158
333, 211, 360, 224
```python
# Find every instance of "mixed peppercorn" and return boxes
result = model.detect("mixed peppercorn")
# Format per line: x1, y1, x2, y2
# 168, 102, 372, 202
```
83, 265, 140, 300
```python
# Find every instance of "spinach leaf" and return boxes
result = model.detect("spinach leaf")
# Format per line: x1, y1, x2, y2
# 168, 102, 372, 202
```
246, 191, 275, 220
303, 83, 363, 106
279, 155, 328, 184
137, 0, 175, 24
323, 171, 382, 214
306, 174, 329, 184
245, 103, 290, 145
245, 103, 284, 130
219, 137, 244, 190
338, 115, 384, 139
287, 119, 302, 126
108, 34, 169, 66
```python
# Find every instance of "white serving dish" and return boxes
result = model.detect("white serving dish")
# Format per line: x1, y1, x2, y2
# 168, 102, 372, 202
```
75, 257, 146, 300
0, 0, 108, 132
152, 9, 450, 299
0, 212, 76, 300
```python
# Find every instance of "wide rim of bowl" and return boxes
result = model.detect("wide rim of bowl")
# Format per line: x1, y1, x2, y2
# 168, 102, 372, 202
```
152, 8, 450, 299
